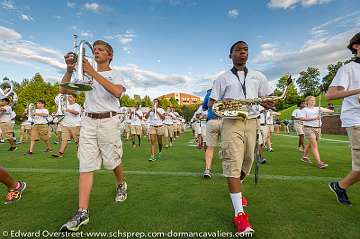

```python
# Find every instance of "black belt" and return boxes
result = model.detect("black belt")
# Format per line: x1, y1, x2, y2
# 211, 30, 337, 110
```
304, 126, 320, 128
260, 123, 266, 126
85, 111, 118, 119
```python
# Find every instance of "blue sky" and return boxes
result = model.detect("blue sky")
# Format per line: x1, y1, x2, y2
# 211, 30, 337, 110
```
0, 0, 359, 98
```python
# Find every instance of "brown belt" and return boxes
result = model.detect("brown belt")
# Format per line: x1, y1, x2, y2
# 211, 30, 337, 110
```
85, 111, 118, 119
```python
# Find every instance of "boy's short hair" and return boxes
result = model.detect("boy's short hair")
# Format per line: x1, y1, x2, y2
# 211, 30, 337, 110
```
1, 98, 10, 104
297, 101, 304, 107
347, 32, 360, 55
68, 92, 77, 98
93, 40, 113, 63
37, 99, 46, 105
229, 40, 248, 54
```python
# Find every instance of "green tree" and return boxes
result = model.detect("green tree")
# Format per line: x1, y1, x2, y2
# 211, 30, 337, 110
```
141, 95, 152, 107
169, 97, 179, 107
159, 98, 171, 108
321, 62, 343, 91
120, 94, 131, 107
296, 67, 321, 97
274, 74, 301, 110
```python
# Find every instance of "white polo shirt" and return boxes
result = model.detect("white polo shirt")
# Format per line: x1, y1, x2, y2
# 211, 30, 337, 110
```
302, 107, 322, 127
84, 70, 126, 113
330, 61, 360, 127
131, 110, 143, 126
164, 111, 174, 125
266, 110, 274, 125
148, 108, 165, 126
0, 106, 12, 123
210, 69, 272, 119
292, 108, 304, 125
33, 108, 49, 125
62, 103, 82, 127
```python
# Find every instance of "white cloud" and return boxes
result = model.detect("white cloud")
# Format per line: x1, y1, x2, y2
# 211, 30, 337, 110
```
228, 9, 239, 18
67, 2, 76, 8
20, 14, 33, 21
252, 12, 360, 80
1, 0, 14, 10
80, 31, 94, 38
107, 31, 136, 45
84, 2, 99, 12
268, 0, 331, 9
0, 26, 21, 40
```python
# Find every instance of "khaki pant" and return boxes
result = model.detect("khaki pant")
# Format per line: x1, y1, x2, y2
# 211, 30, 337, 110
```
294, 123, 304, 135
221, 119, 257, 178
149, 125, 165, 135
346, 126, 360, 172
164, 124, 174, 138
31, 124, 49, 141
0, 122, 13, 140
78, 115, 123, 173
62, 126, 80, 143
206, 119, 222, 147
130, 125, 142, 135
304, 127, 321, 141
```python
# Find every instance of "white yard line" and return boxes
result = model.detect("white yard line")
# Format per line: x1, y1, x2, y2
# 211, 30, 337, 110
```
278, 134, 349, 143
6, 167, 340, 182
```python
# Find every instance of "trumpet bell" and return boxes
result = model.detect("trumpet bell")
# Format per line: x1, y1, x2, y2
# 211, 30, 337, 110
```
61, 82, 93, 91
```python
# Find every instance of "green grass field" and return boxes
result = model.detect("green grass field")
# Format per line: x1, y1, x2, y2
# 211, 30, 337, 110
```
0, 129, 359, 239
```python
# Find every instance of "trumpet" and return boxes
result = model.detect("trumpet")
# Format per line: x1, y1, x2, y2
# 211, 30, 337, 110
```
213, 76, 293, 119
0, 79, 17, 106
61, 34, 94, 91
26, 103, 35, 123
54, 94, 67, 116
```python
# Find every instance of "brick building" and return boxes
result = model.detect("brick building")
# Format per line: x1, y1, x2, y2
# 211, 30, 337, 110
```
158, 92, 201, 105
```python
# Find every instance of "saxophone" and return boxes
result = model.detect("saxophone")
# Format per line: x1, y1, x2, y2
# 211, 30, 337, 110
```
213, 76, 292, 119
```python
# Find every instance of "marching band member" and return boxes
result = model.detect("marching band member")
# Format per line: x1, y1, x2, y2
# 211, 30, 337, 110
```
59, 40, 127, 232
209, 40, 272, 234
163, 106, 175, 148
291, 101, 305, 152
26, 99, 52, 154
124, 109, 132, 140
300, 95, 333, 168
265, 109, 280, 152
258, 105, 269, 164
0, 98, 17, 151
130, 106, 143, 147
52, 93, 81, 158
326, 32, 360, 205
202, 89, 222, 178
146, 99, 165, 161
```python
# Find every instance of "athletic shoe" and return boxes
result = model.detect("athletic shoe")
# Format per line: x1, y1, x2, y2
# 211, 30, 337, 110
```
4, 181, 26, 204
148, 156, 156, 162
24, 151, 33, 155
300, 157, 312, 164
165, 144, 169, 148
115, 182, 128, 202
328, 182, 352, 206
268, 148, 274, 152
169, 142, 172, 147
52, 152, 64, 158
203, 169, 212, 178
234, 212, 254, 234
44, 148, 53, 153
60, 209, 89, 232
318, 163, 328, 169
8, 147, 17, 151
242, 196, 248, 207
298, 147, 304, 152
259, 158, 267, 164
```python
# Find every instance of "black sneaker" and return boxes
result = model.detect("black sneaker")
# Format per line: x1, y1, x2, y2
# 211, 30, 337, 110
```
60, 209, 90, 232
52, 152, 64, 158
4, 181, 27, 204
259, 158, 267, 164
328, 182, 352, 206
8, 147, 17, 151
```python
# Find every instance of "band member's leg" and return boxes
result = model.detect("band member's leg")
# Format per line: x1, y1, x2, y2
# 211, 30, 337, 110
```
79, 172, 94, 209
0, 166, 17, 190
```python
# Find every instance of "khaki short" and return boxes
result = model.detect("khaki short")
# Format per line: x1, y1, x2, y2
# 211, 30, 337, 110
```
164, 124, 174, 138
130, 125, 142, 135
221, 118, 257, 178
304, 126, 321, 141
0, 122, 13, 139
206, 119, 221, 147
258, 125, 269, 145
78, 115, 123, 173
62, 126, 80, 143
268, 124, 274, 133
31, 124, 49, 141
124, 123, 131, 133
346, 126, 360, 172
294, 123, 304, 135
149, 125, 165, 135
